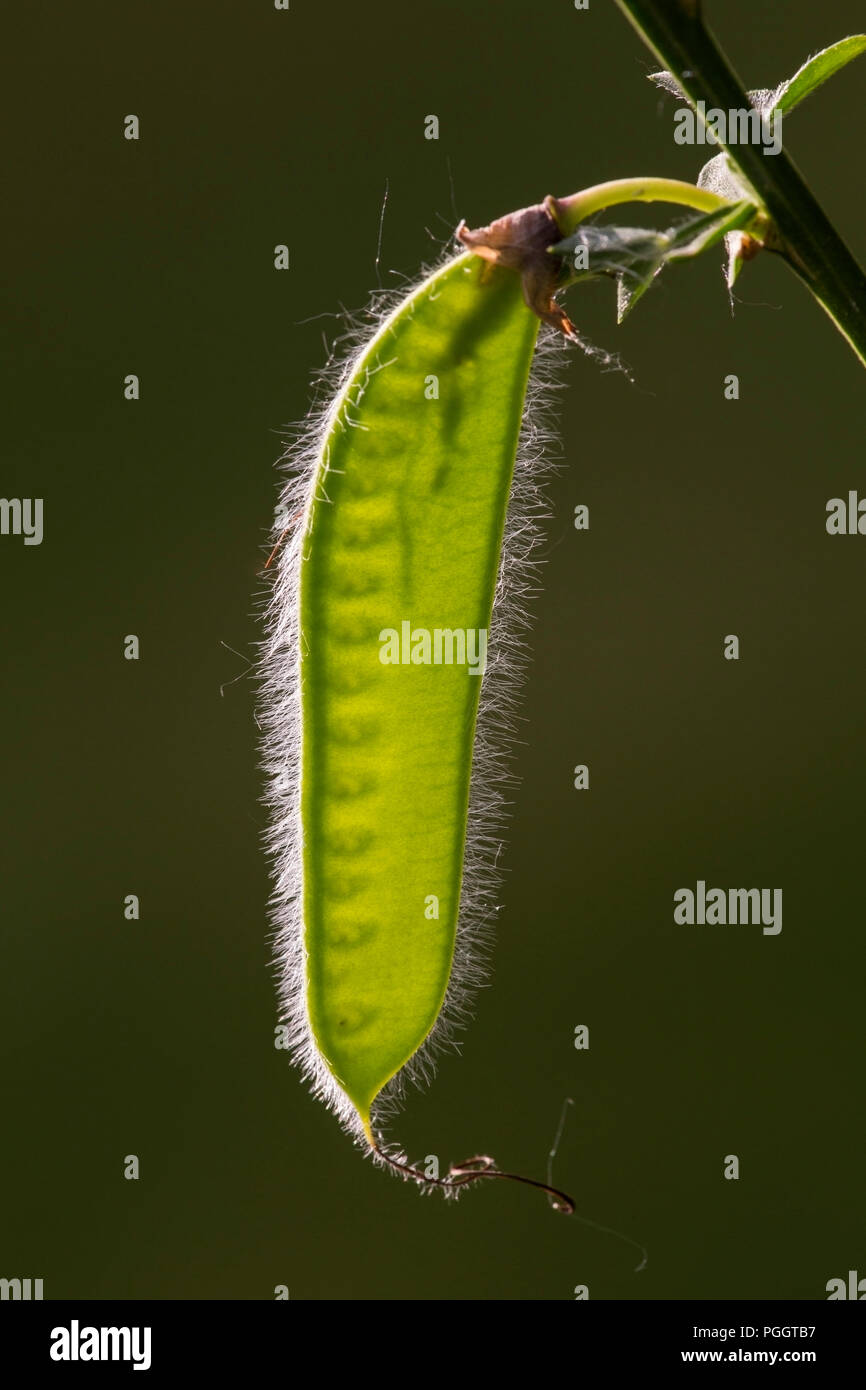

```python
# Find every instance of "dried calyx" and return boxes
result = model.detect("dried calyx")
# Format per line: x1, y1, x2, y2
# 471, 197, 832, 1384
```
457, 201, 578, 340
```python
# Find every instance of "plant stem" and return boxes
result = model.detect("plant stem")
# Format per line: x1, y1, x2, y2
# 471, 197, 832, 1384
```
548, 177, 734, 232
614, 0, 866, 367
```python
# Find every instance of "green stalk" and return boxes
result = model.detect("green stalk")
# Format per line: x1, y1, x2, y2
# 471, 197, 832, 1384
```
614, 0, 866, 367
549, 177, 733, 230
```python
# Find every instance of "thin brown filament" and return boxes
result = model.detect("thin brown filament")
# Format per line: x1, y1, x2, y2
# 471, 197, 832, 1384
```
371, 1143, 575, 1214
263, 525, 290, 571
262, 507, 305, 571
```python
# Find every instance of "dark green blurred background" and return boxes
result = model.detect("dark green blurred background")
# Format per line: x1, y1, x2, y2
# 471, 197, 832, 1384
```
2, 0, 864, 1300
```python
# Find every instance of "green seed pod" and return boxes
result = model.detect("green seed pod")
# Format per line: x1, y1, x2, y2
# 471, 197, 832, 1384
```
262, 244, 565, 1151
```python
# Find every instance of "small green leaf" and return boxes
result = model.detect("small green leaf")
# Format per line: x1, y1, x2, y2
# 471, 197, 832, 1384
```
663, 202, 753, 256
767, 35, 866, 115
552, 202, 754, 321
